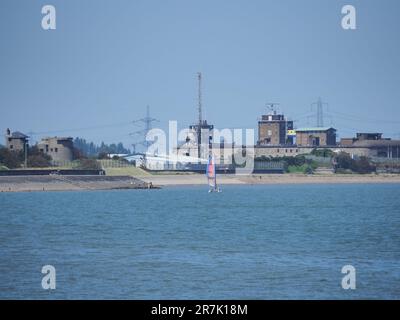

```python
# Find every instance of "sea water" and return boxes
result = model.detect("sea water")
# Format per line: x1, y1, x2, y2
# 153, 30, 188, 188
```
0, 184, 399, 299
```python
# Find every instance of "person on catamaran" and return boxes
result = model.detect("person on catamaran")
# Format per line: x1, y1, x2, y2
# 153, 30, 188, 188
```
206, 153, 220, 193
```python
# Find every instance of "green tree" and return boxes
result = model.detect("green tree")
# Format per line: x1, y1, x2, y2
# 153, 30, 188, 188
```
27, 155, 52, 167
0, 147, 23, 168
311, 148, 334, 158
97, 152, 109, 160
26, 146, 52, 168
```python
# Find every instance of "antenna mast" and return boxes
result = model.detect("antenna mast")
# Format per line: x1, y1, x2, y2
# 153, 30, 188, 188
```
198, 72, 202, 125
265, 102, 280, 114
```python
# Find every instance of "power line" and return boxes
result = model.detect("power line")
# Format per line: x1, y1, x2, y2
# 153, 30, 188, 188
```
311, 97, 328, 127
130, 105, 159, 152
326, 110, 400, 124
28, 121, 133, 136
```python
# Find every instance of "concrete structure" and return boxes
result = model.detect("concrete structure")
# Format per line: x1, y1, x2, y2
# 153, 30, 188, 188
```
4, 128, 28, 152
189, 120, 214, 154
339, 138, 356, 146
258, 111, 293, 146
38, 137, 74, 162
356, 133, 383, 141
173, 119, 216, 163
352, 139, 400, 158
338, 133, 400, 159
296, 127, 336, 146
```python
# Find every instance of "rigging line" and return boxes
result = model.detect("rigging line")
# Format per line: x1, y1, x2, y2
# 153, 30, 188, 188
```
326, 113, 391, 124
288, 111, 315, 118
325, 110, 400, 124
331, 123, 399, 137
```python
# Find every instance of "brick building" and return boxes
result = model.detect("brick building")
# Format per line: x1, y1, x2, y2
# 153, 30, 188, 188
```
295, 127, 337, 146
258, 111, 293, 146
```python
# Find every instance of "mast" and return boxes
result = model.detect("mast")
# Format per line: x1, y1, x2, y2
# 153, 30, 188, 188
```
197, 72, 202, 159
198, 72, 202, 126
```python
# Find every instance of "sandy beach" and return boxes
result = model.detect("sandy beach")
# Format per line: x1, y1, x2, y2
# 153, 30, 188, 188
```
0, 175, 153, 192
143, 173, 400, 186
1, 173, 400, 192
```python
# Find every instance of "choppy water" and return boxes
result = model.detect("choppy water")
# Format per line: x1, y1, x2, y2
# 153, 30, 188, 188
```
0, 184, 399, 299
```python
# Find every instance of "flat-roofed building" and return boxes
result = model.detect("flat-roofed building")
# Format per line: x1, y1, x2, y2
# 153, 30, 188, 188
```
339, 133, 400, 159
339, 138, 356, 146
356, 133, 383, 141
296, 127, 337, 146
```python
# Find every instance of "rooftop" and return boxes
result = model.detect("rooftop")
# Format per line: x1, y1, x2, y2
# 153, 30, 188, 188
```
352, 140, 400, 147
10, 131, 29, 139
40, 136, 73, 141
295, 127, 336, 132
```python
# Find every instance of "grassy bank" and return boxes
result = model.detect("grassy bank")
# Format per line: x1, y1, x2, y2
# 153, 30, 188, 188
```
104, 167, 150, 177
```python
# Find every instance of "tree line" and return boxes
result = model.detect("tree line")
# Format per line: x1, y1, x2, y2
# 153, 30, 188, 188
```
73, 138, 130, 157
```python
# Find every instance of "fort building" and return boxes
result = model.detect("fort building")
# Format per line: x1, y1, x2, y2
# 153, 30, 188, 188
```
295, 127, 337, 147
38, 137, 74, 162
258, 111, 294, 146
4, 128, 29, 152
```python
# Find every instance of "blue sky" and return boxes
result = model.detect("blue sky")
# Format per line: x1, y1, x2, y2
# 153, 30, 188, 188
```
1, 0, 400, 148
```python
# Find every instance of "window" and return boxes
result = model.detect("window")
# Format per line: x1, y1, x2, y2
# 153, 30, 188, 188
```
267, 130, 272, 136
55, 148, 58, 152
10, 145, 13, 149
50, 148, 53, 152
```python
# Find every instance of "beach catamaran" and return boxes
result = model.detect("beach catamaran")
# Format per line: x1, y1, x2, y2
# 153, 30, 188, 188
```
206, 154, 221, 193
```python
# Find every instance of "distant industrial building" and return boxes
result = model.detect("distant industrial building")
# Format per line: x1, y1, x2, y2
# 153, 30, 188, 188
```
257, 110, 294, 146
295, 127, 337, 146
4, 128, 29, 152
339, 133, 400, 159
38, 137, 74, 162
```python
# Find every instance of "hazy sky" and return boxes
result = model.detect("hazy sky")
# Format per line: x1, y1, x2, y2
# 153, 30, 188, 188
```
1, 0, 400, 148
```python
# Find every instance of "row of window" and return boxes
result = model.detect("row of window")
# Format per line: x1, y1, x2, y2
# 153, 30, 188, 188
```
39, 148, 58, 153
276, 149, 299, 153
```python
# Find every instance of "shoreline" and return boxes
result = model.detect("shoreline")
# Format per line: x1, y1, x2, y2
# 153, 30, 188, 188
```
0, 175, 155, 193
1, 173, 400, 192
141, 173, 400, 186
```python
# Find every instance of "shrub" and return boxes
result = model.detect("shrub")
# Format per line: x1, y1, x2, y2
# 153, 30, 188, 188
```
335, 152, 353, 170
76, 159, 102, 170
311, 148, 334, 158
334, 152, 375, 174
351, 156, 376, 174
27, 146, 52, 167
27, 154, 52, 167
